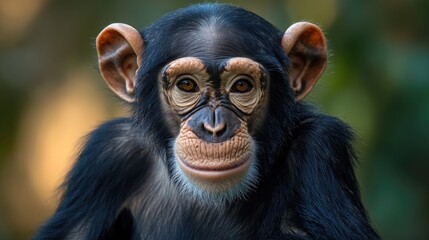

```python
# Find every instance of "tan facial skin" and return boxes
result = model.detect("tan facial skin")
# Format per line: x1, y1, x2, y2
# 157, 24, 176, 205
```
162, 57, 266, 193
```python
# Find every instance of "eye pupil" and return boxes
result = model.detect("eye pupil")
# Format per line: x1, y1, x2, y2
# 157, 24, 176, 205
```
232, 79, 252, 93
237, 81, 247, 91
177, 79, 198, 92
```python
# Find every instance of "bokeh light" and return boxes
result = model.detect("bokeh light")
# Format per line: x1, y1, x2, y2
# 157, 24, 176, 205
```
0, 0, 428, 239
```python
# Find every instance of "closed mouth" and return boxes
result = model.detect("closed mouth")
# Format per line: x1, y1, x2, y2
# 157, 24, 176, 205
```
176, 153, 252, 181
177, 154, 250, 172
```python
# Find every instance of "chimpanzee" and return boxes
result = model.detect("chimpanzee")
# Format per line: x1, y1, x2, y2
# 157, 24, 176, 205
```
34, 3, 379, 240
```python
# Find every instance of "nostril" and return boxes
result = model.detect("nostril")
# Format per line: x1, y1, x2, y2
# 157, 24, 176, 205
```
203, 122, 226, 137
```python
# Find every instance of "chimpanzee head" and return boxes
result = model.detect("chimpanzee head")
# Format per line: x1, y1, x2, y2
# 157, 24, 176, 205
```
96, 4, 327, 202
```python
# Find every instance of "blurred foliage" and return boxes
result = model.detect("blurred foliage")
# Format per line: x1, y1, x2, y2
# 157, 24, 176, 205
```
0, 0, 428, 239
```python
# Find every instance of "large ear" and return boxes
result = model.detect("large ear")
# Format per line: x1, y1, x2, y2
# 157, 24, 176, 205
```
96, 23, 144, 102
281, 22, 327, 101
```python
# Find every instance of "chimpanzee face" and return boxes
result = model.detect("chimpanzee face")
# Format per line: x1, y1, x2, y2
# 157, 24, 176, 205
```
159, 57, 267, 199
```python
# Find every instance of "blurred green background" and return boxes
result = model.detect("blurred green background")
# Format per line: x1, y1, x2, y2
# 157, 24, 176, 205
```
0, 0, 428, 239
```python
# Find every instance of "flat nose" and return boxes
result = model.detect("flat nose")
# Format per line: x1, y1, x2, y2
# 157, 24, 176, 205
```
203, 122, 226, 137
187, 106, 241, 143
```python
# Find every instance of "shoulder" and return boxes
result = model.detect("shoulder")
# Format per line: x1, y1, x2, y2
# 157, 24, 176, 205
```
83, 118, 135, 147
295, 107, 355, 145
66, 118, 153, 187
60, 118, 156, 207
289, 107, 358, 168
76, 118, 144, 161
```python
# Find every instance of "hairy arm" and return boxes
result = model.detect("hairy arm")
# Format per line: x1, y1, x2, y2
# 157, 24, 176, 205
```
34, 118, 148, 240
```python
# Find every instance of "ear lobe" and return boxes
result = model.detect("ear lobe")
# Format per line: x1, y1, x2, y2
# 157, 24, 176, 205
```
281, 22, 327, 101
96, 23, 144, 102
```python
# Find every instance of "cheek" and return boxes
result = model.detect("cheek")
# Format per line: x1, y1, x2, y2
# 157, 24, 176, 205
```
162, 80, 202, 116
169, 89, 201, 114
159, 94, 182, 135
228, 84, 266, 115
246, 101, 269, 136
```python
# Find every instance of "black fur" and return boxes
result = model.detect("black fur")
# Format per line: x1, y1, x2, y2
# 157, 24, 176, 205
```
34, 4, 379, 240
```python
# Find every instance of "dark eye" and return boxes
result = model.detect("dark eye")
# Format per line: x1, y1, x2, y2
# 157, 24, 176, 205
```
231, 79, 253, 93
176, 79, 199, 92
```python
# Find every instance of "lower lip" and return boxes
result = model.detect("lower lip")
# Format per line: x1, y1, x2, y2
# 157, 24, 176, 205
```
176, 156, 252, 181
